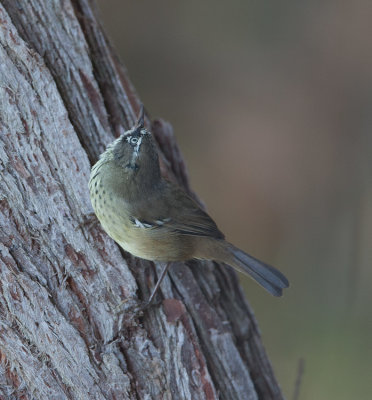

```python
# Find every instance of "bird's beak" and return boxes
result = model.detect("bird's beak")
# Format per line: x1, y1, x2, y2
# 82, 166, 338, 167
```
134, 104, 144, 131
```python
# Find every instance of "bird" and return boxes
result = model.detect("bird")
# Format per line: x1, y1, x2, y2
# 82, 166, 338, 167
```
89, 105, 289, 305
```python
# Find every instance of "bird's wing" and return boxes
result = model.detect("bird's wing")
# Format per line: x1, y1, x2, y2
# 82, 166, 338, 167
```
129, 181, 225, 239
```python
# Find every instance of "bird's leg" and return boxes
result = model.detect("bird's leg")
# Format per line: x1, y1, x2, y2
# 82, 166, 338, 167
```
121, 263, 171, 316
146, 262, 171, 305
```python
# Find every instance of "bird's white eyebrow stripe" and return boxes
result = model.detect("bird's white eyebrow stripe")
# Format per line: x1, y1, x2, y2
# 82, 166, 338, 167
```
130, 135, 142, 164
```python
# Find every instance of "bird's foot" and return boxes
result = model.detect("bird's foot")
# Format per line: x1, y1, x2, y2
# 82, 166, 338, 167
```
118, 296, 162, 317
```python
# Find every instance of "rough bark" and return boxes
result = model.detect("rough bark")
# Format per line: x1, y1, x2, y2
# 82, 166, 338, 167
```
0, 1, 284, 399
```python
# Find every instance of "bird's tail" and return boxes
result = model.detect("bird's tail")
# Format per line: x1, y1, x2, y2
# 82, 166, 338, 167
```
218, 242, 289, 296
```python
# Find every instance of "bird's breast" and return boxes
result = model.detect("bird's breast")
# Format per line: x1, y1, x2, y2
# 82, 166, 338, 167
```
89, 162, 195, 262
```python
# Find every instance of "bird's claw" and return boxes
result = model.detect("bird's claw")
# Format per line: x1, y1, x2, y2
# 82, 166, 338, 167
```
123, 297, 163, 316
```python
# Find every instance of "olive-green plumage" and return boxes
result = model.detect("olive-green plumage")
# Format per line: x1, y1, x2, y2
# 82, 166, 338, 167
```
89, 106, 289, 297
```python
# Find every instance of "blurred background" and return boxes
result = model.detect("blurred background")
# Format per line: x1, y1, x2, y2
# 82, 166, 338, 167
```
96, 1, 372, 399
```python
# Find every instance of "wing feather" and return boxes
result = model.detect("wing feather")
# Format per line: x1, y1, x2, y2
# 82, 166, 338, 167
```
128, 181, 224, 239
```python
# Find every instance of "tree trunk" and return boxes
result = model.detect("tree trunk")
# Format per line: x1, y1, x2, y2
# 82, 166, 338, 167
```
0, 1, 284, 399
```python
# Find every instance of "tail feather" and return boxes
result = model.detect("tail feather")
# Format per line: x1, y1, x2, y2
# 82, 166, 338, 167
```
225, 243, 289, 297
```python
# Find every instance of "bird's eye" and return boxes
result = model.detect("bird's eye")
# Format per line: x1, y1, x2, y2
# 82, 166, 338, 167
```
130, 137, 138, 145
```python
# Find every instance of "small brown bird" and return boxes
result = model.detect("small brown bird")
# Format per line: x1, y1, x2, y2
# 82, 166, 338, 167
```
89, 106, 289, 304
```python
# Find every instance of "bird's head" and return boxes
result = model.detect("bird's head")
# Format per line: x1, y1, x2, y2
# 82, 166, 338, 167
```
107, 105, 160, 181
